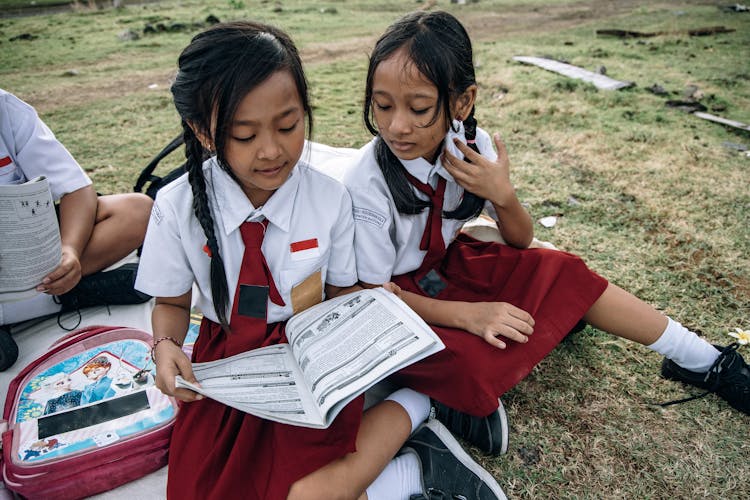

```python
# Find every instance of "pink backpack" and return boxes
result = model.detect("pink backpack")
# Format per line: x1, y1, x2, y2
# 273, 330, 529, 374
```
1, 326, 178, 500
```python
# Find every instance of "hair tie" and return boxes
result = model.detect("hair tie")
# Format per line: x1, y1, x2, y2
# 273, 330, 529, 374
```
466, 139, 476, 144
203, 237, 218, 257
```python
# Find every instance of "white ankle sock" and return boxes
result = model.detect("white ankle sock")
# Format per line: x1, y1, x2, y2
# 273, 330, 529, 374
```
0, 293, 61, 325
648, 317, 720, 372
365, 452, 422, 500
385, 388, 430, 434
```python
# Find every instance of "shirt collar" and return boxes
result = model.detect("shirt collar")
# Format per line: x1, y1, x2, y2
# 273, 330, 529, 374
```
399, 121, 464, 186
210, 157, 300, 236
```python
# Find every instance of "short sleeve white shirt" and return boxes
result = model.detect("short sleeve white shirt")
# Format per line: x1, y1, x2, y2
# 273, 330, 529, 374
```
0, 89, 91, 201
343, 123, 496, 284
135, 157, 357, 324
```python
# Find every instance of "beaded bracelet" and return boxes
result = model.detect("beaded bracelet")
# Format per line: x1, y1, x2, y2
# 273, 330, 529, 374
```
151, 336, 183, 362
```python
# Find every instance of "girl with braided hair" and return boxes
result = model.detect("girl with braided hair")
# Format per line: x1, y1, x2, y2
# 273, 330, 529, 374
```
344, 10, 749, 456
135, 20, 505, 500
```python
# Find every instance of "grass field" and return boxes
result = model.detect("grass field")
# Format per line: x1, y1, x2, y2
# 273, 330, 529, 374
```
1, 0, 748, 498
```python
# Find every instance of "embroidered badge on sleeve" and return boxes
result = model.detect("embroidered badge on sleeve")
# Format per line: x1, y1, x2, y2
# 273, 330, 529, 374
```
353, 207, 386, 228
151, 201, 163, 225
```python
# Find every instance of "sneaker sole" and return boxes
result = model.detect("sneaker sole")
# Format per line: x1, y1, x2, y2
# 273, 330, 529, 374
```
421, 419, 508, 500
496, 398, 509, 455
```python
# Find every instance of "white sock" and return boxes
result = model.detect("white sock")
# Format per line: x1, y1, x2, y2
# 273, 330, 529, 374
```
648, 317, 720, 372
0, 293, 61, 325
365, 452, 422, 500
385, 388, 430, 434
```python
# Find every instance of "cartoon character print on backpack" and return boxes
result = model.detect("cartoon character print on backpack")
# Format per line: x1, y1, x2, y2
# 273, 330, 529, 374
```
13, 336, 163, 465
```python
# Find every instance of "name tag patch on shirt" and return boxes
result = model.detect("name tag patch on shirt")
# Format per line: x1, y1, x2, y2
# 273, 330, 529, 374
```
238, 284, 269, 318
353, 207, 386, 228
290, 238, 319, 261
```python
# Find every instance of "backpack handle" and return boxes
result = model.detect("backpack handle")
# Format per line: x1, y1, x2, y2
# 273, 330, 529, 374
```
133, 134, 185, 193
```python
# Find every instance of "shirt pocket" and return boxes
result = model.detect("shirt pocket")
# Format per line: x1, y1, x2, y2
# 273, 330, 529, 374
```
0, 157, 23, 185
279, 249, 331, 308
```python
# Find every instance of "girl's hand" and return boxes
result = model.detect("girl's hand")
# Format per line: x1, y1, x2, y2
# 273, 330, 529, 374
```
153, 340, 202, 402
37, 245, 82, 295
460, 301, 535, 348
382, 281, 403, 299
442, 133, 516, 208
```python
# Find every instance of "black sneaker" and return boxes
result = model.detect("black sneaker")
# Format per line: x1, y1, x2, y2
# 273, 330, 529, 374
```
404, 419, 507, 500
660, 343, 750, 415
0, 326, 19, 372
431, 398, 508, 456
54, 263, 151, 330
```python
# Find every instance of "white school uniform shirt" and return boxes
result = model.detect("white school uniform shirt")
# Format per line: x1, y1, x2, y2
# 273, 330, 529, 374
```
343, 122, 497, 285
0, 89, 91, 200
135, 157, 357, 324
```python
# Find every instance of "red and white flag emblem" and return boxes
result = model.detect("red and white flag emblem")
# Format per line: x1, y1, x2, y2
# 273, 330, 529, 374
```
290, 238, 319, 261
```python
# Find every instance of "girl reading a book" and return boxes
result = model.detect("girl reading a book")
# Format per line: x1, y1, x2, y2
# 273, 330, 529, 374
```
135, 21, 503, 499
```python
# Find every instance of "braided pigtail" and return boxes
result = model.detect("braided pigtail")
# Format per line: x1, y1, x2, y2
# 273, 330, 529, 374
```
183, 125, 231, 330
375, 137, 429, 215
444, 107, 485, 220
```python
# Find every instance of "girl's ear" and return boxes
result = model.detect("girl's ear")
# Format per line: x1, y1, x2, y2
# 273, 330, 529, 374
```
188, 121, 215, 152
452, 84, 477, 121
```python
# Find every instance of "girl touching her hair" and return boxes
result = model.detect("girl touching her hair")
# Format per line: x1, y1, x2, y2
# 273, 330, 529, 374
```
344, 10, 749, 456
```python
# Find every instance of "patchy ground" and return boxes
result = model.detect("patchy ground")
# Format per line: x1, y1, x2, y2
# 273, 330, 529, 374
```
22, 0, 717, 112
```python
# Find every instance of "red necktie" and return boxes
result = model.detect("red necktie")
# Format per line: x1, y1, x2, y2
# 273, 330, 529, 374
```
226, 219, 286, 351
404, 171, 447, 276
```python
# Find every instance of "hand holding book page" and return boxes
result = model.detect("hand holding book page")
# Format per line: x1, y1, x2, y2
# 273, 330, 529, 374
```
176, 287, 445, 428
0, 176, 61, 303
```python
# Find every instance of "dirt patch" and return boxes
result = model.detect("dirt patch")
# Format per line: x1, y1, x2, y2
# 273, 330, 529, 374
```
0, 0, 163, 19
22, 65, 176, 112
450, 0, 714, 41
29, 0, 714, 112
301, 0, 671, 64
303, 36, 375, 65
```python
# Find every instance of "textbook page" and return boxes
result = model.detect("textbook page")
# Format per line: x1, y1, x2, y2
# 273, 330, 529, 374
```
176, 343, 323, 426
285, 287, 443, 424
176, 288, 444, 428
0, 177, 61, 303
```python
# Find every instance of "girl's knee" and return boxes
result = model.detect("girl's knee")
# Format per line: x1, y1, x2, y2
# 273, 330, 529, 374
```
125, 193, 153, 223
130, 193, 153, 226
125, 194, 152, 244
100, 193, 152, 228
92, 194, 152, 251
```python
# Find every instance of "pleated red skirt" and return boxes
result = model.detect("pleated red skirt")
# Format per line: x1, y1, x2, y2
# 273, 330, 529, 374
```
167, 318, 363, 500
391, 234, 609, 416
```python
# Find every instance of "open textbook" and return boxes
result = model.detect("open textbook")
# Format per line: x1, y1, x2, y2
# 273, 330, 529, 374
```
176, 287, 444, 428
0, 176, 61, 303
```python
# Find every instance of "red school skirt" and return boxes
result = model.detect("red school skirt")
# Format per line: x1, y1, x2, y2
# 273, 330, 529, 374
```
391, 234, 609, 417
167, 318, 363, 500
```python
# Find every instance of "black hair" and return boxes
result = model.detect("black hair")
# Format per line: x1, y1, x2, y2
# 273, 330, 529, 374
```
364, 10, 484, 220
171, 21, 312, 330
